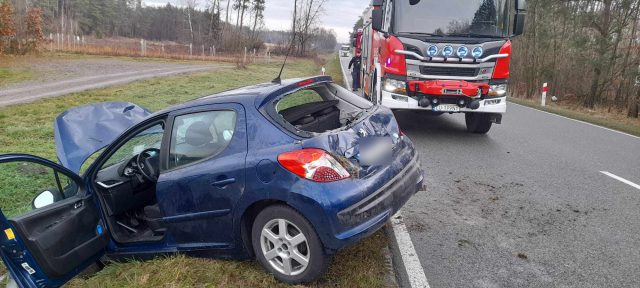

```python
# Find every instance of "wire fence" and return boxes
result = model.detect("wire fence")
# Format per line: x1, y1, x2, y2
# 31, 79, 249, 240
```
46, 34, 275, 65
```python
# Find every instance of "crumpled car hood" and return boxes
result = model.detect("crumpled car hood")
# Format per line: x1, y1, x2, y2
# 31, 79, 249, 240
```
54, 102, 152, 174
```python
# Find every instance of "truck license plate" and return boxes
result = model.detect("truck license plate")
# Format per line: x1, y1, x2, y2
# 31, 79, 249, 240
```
433, 104, 460, 112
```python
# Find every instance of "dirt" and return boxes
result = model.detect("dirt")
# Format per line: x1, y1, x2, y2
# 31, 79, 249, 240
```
0, 56, 228, 107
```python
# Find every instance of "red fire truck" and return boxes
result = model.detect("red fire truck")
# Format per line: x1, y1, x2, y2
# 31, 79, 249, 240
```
354, 0, 527, 133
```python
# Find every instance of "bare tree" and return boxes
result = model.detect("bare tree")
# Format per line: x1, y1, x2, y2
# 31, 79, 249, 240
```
181, 0, 200, 43
294, 0, 326, 55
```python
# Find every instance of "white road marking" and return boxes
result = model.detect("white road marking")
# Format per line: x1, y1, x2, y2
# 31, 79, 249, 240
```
510, 103, 640, 140
391, 212, 431, 288
600, 171, 640, 190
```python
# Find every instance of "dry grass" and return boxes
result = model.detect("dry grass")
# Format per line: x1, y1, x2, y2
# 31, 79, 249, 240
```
509, 97, 640, 137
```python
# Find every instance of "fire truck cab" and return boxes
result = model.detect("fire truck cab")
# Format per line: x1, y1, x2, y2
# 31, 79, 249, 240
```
356, 0, 527, 134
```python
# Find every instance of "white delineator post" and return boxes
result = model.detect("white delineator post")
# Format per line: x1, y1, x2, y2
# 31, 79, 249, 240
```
541, 82, 548, 107
322, 66, 326, 76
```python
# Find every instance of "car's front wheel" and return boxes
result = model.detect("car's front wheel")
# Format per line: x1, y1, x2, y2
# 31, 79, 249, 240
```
252, 205, 329, 284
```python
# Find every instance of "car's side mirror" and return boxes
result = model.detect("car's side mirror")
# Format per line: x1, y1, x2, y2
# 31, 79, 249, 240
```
32, 189, 62, 209
372, 9, 384, 32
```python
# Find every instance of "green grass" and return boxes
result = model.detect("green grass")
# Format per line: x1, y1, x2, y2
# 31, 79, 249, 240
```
0, 55, 390, 287
0, 67, 37, 87
509, 97, 640, 137
324, 54, 345, 87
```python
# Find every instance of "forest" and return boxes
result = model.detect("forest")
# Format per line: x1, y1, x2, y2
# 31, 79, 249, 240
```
0, 0, 337, 55
510, 0, 640, 117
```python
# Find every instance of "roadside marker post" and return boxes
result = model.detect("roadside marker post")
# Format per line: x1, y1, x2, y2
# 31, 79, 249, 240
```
322, 66, 326, 76
541, 83, 548, 107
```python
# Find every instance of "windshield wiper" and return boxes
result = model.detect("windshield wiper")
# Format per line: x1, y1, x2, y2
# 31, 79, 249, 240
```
400, 32, 445, 37
446, 33, 504, 39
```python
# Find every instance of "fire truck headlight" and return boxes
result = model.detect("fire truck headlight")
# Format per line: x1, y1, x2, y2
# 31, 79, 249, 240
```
427, 45, 438, 57
457, 46, 469, 58
443, 46, 454, 57
383, 78, 407, 94
472, 47, 484, 58
489, 84, 508, 97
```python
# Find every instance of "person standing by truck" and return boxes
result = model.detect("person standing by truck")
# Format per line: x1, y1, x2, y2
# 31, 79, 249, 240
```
348, 52, 362, 92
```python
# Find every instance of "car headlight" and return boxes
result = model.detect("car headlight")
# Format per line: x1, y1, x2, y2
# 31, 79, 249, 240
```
489, 84, 507, 97
383, 78, 407, 94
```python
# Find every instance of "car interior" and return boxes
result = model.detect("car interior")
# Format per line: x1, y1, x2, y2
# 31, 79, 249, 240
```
276, 83, 373, 133
91, 111, 236, 244
93, 123, 166, 244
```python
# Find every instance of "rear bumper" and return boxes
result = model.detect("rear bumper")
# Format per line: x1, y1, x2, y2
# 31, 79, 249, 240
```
380, 90, 507, 113
323, 154, 423, 251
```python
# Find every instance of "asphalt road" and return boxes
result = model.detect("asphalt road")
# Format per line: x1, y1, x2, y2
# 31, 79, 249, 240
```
0, 60, 226, 107
339, 56, 640, 288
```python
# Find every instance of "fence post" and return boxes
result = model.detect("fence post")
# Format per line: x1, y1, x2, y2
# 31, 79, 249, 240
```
140, 39, 145, 56
541, 83, 548, 107
49, 33, 53, 51
213, 46, 216, 57
244, 47, 247, 65
190, 43, 193, 56
202, 45, 205, 60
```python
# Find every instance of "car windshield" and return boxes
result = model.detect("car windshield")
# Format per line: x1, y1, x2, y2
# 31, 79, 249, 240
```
101, 124, 165, 169
393, 0, 511, 38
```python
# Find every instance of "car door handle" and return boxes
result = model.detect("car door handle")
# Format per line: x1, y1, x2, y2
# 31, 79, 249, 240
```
211, 178, 236, 188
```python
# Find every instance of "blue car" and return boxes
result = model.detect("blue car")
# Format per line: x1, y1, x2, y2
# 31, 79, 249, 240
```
0, 76, 423, 287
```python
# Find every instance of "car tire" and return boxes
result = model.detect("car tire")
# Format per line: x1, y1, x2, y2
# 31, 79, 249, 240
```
251, 205, 330, 284
465, 112, 492, 134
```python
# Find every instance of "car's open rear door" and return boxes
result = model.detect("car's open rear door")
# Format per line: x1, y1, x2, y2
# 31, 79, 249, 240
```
0, 154, 109, 288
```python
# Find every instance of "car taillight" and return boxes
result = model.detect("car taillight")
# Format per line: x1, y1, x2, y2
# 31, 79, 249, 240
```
278, 149, 351, 182
492, 41, 512, 79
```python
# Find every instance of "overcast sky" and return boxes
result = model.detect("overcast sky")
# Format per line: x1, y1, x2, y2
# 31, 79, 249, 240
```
143, 0, 368, 43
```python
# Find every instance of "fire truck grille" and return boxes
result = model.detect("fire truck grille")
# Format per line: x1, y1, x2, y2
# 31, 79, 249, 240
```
420, 66, 478, 77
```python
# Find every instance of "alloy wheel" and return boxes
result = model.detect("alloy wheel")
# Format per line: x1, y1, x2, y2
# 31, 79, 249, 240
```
260, 218, 310, 276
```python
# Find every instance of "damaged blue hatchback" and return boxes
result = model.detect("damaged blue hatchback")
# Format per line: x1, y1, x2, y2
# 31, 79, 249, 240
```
0, 76, 423, 287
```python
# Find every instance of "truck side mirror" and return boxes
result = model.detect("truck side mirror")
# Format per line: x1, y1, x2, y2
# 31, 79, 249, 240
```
513, 13, 526, 36
372, 9, 384, 32
513, 0, 527, 36
409, 0, 421, 5
372, 0, 383, 7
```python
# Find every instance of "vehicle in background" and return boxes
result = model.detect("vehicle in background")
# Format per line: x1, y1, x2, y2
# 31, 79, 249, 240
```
0, 76, 423, 287
353, 0, 527, 134
340, 45, 351, 57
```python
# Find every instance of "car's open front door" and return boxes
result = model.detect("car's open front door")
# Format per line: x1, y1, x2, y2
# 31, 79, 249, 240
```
0, 154, 109, 288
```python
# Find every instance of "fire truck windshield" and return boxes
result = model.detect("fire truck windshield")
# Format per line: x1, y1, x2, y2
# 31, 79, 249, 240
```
393, 0, 512, 38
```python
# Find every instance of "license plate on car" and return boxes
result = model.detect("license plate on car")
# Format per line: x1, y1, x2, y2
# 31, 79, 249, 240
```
433, 104, 460, 112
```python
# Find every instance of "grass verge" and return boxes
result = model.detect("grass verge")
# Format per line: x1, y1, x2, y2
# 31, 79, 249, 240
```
509, 97, 640, 137
0, 67, 37, 87
0, 55, 390, 287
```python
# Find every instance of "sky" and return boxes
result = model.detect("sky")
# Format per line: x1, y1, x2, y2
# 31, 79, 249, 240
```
143, 0, 369, 43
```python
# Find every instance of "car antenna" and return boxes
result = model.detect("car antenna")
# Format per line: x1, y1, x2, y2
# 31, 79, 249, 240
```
272, 0, 298, 84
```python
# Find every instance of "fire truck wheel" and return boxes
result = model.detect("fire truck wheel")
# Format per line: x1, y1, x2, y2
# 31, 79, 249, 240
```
465, 113, 492, 134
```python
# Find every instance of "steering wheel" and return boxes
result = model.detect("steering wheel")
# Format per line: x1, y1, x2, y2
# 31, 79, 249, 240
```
136, 148, 160, 182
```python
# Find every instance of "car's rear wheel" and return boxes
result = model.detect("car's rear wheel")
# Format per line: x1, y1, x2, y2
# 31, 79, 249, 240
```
252, 205, 329, 284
